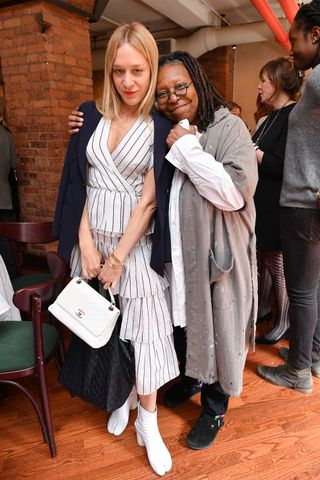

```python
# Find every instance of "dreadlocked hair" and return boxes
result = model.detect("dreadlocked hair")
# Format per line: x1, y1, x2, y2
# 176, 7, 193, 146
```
294, 0, 320, 32
158, 51, 226, 131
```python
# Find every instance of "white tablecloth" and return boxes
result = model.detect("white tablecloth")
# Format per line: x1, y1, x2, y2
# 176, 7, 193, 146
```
0, 254, 21, 321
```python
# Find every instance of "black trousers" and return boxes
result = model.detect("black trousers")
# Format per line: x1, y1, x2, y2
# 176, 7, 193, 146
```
281, 207, 320, 369
173, 326, 229, 416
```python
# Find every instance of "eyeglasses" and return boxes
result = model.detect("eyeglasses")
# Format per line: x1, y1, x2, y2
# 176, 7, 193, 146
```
156, 81, 193, 105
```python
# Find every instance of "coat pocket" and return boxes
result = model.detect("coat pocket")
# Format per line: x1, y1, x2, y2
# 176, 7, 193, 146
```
209, 248, 234, 284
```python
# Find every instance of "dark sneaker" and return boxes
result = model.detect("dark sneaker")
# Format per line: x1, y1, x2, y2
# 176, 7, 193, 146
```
257, 362, 312, 394
186, 412, 224, 450
279, 347, 320, 379
163, 379, 201, 408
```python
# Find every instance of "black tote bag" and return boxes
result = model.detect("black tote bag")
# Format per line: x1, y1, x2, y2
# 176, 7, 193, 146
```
59, 282, 135, 412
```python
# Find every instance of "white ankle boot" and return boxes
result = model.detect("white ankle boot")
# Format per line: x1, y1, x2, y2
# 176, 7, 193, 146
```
135, 402, 172, 476
107, 386, 138, 436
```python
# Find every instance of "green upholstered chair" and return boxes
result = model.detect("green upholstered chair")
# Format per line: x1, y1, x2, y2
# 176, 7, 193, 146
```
0, 222, 56, 291
0, 251, 67, 458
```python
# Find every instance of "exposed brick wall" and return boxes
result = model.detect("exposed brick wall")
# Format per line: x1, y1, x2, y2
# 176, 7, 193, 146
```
67, 0, 96, 14
0, 1, 93, 227
198, 46, 235, 102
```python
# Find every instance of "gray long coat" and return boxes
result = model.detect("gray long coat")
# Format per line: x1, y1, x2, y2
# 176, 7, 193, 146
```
180, 108, 258, 396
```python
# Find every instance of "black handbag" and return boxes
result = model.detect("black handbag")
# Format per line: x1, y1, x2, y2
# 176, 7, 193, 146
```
59, 281, 135, 412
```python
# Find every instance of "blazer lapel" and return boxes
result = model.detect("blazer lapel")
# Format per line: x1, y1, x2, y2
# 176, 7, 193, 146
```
78, 104, 102, 182
152, 111, 172, 182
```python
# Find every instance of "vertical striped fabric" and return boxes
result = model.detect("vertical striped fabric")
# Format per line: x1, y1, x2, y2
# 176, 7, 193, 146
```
70, 116, 179, 395
257, 250, 289, 340
86, 116, 155, 236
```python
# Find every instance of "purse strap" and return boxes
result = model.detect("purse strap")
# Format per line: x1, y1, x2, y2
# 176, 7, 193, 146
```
76, 277, 116, 308
107, 288, 116, 307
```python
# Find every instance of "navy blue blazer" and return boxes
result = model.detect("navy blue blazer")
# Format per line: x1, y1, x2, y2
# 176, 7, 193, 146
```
52, 101, 174, 276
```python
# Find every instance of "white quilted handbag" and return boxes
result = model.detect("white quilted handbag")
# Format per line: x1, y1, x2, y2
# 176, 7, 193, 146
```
49, 277, 120, 348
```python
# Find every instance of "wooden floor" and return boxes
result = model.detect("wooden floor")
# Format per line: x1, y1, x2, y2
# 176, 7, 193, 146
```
1, 333, 320, 480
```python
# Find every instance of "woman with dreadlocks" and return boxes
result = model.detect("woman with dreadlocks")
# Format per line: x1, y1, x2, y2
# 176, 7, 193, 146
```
68, 50, 258, 451
257, 0, 320, 394
155, 51, 258, 450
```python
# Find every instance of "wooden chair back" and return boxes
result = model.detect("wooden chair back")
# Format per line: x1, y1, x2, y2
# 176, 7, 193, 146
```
0, 251, 67, 457
0, 222, 55, 276
14, 252, 66, 311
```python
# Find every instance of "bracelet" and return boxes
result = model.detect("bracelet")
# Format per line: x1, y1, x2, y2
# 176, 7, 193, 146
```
253, 143, 259, 151
107, 260, 124, 269
111, 252, 125, 266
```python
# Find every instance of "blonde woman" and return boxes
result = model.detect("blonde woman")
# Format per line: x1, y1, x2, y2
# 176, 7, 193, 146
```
53, 23, 179, 476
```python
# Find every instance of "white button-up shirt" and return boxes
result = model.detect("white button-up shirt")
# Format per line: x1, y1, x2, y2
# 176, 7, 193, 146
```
166, 121, 244, 327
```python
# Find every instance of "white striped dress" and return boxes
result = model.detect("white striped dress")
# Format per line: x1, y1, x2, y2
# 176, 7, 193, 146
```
70, 115, 179, 395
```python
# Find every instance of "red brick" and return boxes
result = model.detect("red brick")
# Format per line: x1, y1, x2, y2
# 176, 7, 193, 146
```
20, 15, 35, 26
2, 17, 21, 28
199, 46, 234, 100
0, 1, 93, 227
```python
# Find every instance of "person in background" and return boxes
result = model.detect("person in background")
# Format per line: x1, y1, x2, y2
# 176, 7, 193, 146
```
53, 23, 179, 477
0, 98, 19, 279
257, 0, 320, 394
252, 57, 302, 345
227, 101, 242, 117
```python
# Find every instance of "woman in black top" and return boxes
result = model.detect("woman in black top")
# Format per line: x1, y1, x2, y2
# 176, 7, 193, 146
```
252, 57, 302, 344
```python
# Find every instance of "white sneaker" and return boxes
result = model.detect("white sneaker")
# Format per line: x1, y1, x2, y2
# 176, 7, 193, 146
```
107, 386, 137, 436
135, 402, 172, 476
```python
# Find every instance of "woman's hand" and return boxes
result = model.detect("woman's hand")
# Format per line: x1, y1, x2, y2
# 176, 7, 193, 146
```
166, 124, 196, 148
68, 110, 84, 135
98, 263, 123, 292
80, 244, 102, 279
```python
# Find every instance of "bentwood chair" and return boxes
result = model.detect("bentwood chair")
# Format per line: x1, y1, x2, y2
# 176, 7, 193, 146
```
0, 252, 67, 457
0, 222, 56, 291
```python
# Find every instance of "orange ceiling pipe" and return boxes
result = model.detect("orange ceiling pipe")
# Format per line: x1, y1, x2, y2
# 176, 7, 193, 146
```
250, 0, 291, 51
277, 0, 299, 24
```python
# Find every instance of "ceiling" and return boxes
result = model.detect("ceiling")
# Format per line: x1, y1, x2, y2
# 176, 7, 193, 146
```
89, 0, 288, 50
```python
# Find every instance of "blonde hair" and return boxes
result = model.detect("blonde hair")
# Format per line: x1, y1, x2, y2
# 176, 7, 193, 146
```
98, 22, 158, 120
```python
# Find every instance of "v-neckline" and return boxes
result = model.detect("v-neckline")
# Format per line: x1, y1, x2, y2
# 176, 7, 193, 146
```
107, 116, 141, 155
